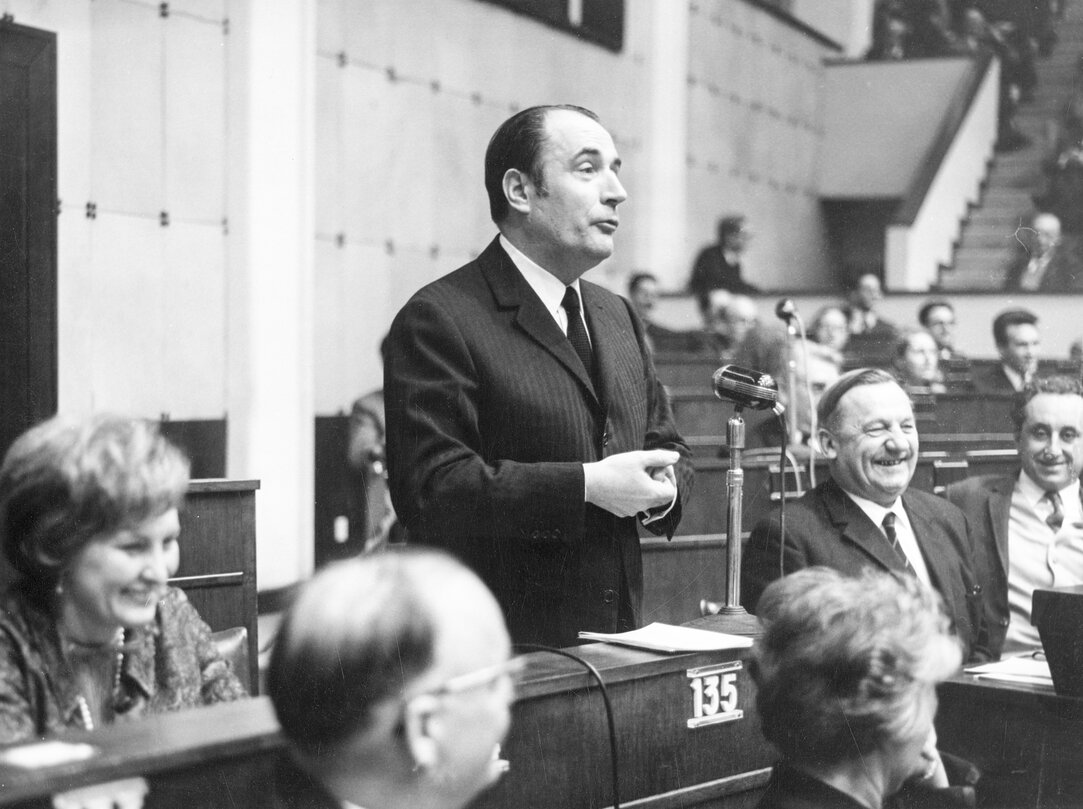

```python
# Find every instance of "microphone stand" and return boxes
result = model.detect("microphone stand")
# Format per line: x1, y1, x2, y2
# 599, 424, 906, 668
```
784, 323, 802, 447
693, 403, 763, 637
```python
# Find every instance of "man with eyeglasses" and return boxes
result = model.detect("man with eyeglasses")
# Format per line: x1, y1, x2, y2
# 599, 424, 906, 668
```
246, 548, 518, 809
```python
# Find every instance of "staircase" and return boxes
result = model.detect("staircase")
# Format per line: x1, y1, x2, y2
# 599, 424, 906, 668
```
940, 13, 1083, 290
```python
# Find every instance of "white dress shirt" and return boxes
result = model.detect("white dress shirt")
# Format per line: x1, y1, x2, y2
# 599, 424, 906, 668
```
500, 235, 590, 343
843, 491, 933, 587
1005, 473, 1083, 654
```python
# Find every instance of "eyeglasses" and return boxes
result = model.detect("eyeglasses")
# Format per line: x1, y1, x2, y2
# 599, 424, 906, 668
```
409, 656, 527, 700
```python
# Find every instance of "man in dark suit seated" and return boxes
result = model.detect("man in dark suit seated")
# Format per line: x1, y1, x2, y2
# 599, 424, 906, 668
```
384, 105, 692, 648
687, 214, 760, 316
947, 376, 1083, 659
1003, 212, 1083, 292
919, 299, 966, 361
843, 273, 897, 366
972, 308, 1041, 394
742, 367, 989, 661
251, 549, 517, 809
627, 271, 705, 353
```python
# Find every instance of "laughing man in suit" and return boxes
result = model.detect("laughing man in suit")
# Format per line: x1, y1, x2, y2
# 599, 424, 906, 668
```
384, 105, 692, 648
946, 376, 1083, 658
742, 367, 988, 660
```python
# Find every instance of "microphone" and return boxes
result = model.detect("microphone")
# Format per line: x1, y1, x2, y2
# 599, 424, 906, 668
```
712, 365, 781, 411
775, 298, 797, 323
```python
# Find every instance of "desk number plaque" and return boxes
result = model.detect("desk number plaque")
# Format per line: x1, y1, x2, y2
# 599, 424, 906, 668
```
686, 660, 743, 728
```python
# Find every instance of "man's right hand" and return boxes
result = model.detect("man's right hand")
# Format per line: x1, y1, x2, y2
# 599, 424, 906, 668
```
583, 450, 680, 518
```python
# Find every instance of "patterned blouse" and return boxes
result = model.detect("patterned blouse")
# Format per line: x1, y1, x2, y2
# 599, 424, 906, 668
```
0, 584, 247, 744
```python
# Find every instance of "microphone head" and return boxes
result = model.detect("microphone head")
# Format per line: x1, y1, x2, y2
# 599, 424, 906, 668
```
712, 364, 779, 410
775, 298, 797, 322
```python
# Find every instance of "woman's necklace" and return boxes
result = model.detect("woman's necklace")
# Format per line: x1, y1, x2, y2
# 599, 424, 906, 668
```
65, 628, 125, 731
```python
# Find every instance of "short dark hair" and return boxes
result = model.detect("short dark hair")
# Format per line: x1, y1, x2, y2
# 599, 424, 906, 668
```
628, 272, 657, 296
817, 367, 900, 433
1011, 375, 1083, 433
484, 104, 600, 223
0, 415, 189, 603
918, 299, 953, 327
993, 308, 1038, 347
717, 215, 746, 241
267, 549, 440, 754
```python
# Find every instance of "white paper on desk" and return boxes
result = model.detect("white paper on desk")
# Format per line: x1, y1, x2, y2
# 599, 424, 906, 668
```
578, 622, 754, 653
965, 655, 1054, 687
0, 740, 97, 768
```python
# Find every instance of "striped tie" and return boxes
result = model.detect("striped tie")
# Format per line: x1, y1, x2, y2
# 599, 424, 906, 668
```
882, 512, 913, 573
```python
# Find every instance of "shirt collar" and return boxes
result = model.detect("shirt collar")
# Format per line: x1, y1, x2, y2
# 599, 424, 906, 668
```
841, 489, 901, 528
499, 234, 580, 318
1017, 468, 1081, 509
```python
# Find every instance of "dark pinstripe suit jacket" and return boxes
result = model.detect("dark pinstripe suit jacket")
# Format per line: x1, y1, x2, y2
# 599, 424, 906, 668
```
384, 238, 692, 647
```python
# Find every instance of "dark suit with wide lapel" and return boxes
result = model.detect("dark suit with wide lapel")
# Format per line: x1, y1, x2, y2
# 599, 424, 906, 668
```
384, 238, 691, 647
971, 363, 1018, 396
743, 477, 985, 658
945, 474, 1016, 658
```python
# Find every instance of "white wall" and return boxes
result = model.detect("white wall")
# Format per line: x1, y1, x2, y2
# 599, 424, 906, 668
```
2, 0, 857, 589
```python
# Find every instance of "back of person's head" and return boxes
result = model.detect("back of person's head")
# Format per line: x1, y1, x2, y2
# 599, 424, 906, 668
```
750, 567, 961, 768
993, 308, 1038, 347
816, 367, 898, 433
268, 547, 514, 808
1011, 374, 1083, 433
0, 414, 189, 599
484, 104, 599, 224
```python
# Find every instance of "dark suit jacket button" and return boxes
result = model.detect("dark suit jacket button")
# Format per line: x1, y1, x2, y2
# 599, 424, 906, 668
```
553, 529, 563, 539
601, 431, 610, 446
530, 530, 540, 541
602, 589, 617, 604
970, 584, 983, 594
999, 618, 1009, 627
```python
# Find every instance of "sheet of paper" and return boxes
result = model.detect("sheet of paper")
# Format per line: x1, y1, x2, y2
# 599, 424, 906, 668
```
578, 622, 754, 653
0, 740, 98, 769
965, 654, 1053, 687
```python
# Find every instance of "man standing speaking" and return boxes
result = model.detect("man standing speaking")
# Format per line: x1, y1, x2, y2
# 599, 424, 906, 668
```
384, 105, 692, 647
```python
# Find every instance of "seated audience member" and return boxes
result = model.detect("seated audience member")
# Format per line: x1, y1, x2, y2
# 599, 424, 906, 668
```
947, 376, 1083, 658
919, 299, 965, 361
973, 308, 1041, 394
688, 214, 760, 316
254, 548, 516, 809
810, 304, 851, 355
627, 271, 704, 353
1004, 212, 1083, 291
893, 328, 946, 394
751, 567, 977, 809
761, 343, 841, 448
844, 273, 898, 365
707, 295, 785, 375
0, 415, 246, 743
742, 368, 988, 661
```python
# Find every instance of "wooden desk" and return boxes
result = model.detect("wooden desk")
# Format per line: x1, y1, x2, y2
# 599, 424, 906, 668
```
0, 644, 775, 809
937, 673, 1083, 809
175, 479, 260, 692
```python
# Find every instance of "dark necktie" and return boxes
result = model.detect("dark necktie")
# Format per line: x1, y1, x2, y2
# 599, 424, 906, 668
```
882, 512, 912, 572
561, 286, 594, 380
1046, 490, 1064, 532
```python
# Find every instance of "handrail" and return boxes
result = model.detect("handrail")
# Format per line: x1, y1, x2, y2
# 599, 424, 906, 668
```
893, 50, 994, 226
